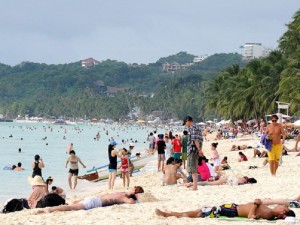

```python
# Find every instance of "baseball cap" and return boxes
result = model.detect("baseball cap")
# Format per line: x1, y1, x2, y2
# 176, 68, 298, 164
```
110, 141, 118, 146
129, 143, 135, 147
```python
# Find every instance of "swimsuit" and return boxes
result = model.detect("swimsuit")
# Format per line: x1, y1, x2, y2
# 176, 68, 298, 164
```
32, 162, 42, 178
201, 204, 239, 218
81, 196, 102, 210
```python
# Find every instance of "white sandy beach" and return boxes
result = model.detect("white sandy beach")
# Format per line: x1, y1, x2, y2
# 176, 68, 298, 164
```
1, 132, 300, 225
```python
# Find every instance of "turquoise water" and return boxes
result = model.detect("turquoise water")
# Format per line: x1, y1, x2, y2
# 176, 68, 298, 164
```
0, 122, 165, 205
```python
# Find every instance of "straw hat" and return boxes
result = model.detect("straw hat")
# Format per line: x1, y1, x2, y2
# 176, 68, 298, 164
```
28, 175, 46, 186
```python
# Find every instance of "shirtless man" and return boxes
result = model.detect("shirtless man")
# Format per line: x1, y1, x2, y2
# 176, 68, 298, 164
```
265, 114, 286, 176
155, 198, 295, 220
14, 162, 25, 171
37, 186, 144, 213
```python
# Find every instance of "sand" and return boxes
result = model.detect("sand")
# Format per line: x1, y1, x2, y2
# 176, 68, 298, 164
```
1, 132, 300, 225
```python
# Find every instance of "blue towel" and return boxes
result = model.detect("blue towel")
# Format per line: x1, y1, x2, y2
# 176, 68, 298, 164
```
260, 134, 272, 151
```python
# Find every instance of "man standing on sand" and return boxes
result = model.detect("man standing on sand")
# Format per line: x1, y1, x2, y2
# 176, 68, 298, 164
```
265, 114, 286, 176
183, 116, 203, 191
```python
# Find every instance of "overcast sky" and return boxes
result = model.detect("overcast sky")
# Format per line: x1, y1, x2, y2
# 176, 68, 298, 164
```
0, 0, 299, 65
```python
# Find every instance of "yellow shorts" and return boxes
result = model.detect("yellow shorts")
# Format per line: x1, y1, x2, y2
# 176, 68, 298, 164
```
267, 144, 282, 161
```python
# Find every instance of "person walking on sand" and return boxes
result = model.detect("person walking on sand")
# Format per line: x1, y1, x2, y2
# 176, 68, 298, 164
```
155, 198, 295, 220
265, 114, 286, 176
37, 186, 144, 213
32, 155, 45, 178
183, 116, 203, 191
108, 141, 118, 189
210, 142, 221, 172
156, 134, 166, 172
181, 130, 188, 169
66, 150, 86, 190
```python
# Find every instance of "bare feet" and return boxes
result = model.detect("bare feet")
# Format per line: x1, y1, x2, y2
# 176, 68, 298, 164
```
184, 182, 192, 188
155, 208, 167, 217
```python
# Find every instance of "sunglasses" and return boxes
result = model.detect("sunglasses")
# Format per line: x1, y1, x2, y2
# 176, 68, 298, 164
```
271, 120, 277, 122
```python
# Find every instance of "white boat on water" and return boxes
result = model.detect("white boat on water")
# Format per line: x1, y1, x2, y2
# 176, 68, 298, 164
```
78, 154, 151, 182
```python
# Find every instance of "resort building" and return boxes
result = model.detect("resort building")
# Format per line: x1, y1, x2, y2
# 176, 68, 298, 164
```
162, 62, 193, 73
193, 55, 209, 63
81, 58, 100, 68
241, 43, 272, 60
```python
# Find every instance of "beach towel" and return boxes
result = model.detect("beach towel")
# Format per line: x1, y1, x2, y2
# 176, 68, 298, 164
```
260, 134, 272, 151
213, 216, 277, 223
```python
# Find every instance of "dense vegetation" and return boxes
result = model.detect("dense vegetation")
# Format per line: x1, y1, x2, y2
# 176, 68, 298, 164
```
0, 53, 243, 120
0, 10, 299, 122
205, 10, 300, 120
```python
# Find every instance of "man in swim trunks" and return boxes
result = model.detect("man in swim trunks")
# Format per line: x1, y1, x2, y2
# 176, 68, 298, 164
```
265, 114, 286, 176
37, 186, 144, 213
155, 198, 295, 220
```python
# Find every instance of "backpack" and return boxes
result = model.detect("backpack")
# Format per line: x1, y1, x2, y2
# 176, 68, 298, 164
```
2, 199, 27, 213
36, 193, 66, 208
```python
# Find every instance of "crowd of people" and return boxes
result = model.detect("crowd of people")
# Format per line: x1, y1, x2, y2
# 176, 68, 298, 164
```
2, 114, 300, 223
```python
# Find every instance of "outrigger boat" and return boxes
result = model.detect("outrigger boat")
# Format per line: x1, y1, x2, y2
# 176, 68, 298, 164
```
78, 154, 151, 182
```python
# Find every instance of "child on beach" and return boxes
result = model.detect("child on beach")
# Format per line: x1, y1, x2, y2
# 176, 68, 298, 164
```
210, 143, 221, 172
120, 148, 130, 188
238, 152, 248, 162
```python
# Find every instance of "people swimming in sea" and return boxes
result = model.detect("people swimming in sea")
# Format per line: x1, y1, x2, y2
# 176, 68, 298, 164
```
14, 162, 25, 171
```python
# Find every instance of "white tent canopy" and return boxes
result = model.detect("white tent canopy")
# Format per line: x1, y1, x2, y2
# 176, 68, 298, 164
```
294, 120, 300, 126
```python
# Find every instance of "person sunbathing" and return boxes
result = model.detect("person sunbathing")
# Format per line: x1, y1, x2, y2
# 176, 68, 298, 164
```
231, 145, 248, 151
185, 175, 257, 187
262, 195, 300, 208
155, 198, 295, 220
37, 186, 144, 213
253, 149, 268, 158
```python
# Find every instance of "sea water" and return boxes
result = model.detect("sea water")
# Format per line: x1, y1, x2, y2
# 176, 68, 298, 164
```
0, 122, 167, 206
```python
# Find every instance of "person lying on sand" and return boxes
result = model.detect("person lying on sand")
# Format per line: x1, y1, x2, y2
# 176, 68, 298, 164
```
231, 144, 248, 151
155, 198, 295, 220
184, 175, 257, 187
37, 186, 144, 213
262, 195, 300, 208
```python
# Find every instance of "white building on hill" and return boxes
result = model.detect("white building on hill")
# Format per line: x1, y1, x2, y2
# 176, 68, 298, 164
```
193, 55, 209, 63
242, 43, 272, 60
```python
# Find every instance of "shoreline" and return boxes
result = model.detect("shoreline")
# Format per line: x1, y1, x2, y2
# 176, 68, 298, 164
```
1, 133, 300, 225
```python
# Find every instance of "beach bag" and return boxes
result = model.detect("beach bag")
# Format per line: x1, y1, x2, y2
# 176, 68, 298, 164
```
36, 193, 66, 208
2, 198, 29, 213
